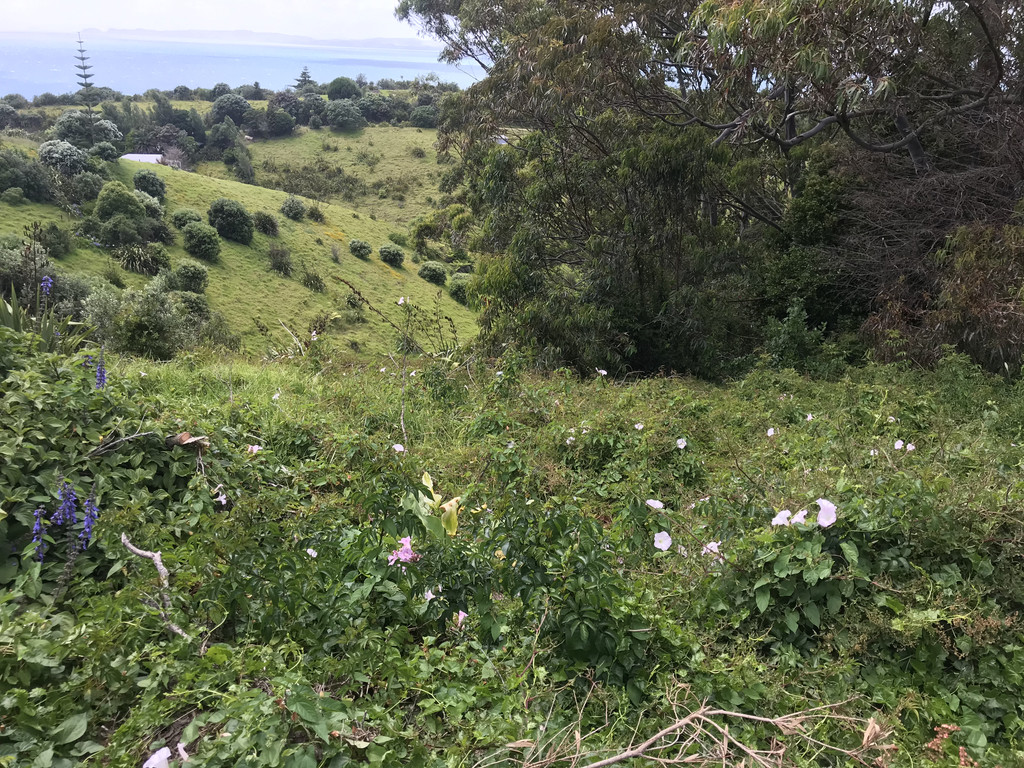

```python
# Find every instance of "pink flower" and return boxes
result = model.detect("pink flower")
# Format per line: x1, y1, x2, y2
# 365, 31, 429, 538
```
815, 498, 837, 528
143, 748, 172, 768
306, 548, 318, 558
654, 531, 672, 551
388, 536, 421, 566
216, 493, 228, 506
806, 414, 814, 421
894, 440, 904, 450
247, 445, 261, 454
906, 443, 916, 452
790, 509, 808, 525
767, 428, 776, 437
646, 499, 664, 509
771, 509, 791, 526
455, 610, 468, 627
701, 541, 721, 557
634, 422, 644, 431
393, 443, 405, 453
676, 438, 687, 449
424, 588, 435, 602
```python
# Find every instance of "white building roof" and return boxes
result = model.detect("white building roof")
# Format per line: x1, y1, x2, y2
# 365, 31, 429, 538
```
120, 154, 164, 164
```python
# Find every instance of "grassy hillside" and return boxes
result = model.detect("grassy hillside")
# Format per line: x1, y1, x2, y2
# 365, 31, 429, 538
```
198, 125, 445, 228
0, 159, 476, 355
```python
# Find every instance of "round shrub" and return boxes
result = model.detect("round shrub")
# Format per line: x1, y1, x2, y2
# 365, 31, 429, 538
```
175, 261, 209, 293
308, 114, 322, 130
349, 239, 372, 260
99, 213, 143, 247
176, 291, 211, 321
90, 142, 119, 161
38, 140, 90, 176
307, 204, 326, 223
0, 187, 25, 205
182, 221, 221, 261
252, 210, 279, 236
326, 76, 361, 101
324, 99, 367, 132
280, 195, 306, 221
410, 105, 440, 129
447, 272, 471, 305
210, 93, 251, 125
133, 169, 166, 200
379, 243, 405, 269
171, 207, 203, 229
417, 260, 448, 285
207, 197, 253, 245
133, 190, 164, 219
95, 181, 146, 221
69, 171, 105, 203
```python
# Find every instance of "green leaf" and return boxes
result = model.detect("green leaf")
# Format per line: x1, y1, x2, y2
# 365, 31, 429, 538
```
755, 587, 770, 613
783, 610, 799, 634
52, 713, 88, 745
839, 541, 859, 568
803, 602, 821, 627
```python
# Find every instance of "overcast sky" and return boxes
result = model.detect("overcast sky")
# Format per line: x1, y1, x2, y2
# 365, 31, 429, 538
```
3, 0, 421, 39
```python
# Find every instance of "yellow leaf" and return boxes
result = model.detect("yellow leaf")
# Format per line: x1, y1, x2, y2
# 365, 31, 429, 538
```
440, 496, 461, 536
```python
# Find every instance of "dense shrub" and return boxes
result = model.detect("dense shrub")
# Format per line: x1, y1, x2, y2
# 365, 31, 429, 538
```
380, 244, 406, 268
388, 232, 409, 247
268, 243, 293, 276
356, 93, 393, 123
176, 290, 211, 322
95, 181, 146, 222
266, 108, 295, 137
308, 114, 323, 130
307, 204, 325, 223
410, 105, 440, 129
324, 99, 367, 132
253, 210, 279, 236
0, 148, 52, 202
280, 195, 306, 221
349, 238, 371, 259
99, 214, 142, 247
35, 223, 74, 258
175, 260, 209, 293
133, 169, 166, 200
182, 222, 221, 261
89, 142, 119, 161
210, 93, 251, 125
52, 110, 122, 148
418, 260, 448, 285
115, 243, 170, 275
37, 140, 90, 176
171, 207, 203, 229
447, 271, 471, 305
300, 265, 326, 292
207, 198, 253, 245
0, 187, 25, 205
133, 190, 164, 219
411, 146, 427, 159
68, 171, 105, 203
326, 76, 361, 101
0, 101, 16, 129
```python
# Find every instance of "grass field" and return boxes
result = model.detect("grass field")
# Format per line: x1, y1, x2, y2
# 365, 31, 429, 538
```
0, 158, 476, 356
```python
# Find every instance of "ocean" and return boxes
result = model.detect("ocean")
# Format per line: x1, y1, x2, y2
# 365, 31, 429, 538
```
0, 33, 483, 99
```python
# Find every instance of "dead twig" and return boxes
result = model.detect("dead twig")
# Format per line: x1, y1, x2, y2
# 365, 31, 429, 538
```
121, 533, 193, 642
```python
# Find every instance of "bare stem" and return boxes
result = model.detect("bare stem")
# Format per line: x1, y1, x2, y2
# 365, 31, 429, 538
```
121, 533, 193, 641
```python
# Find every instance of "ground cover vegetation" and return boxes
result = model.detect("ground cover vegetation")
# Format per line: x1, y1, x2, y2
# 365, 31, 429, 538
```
397, 0, 1024, 378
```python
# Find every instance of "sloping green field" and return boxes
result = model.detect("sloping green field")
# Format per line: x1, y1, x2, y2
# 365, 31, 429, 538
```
0, 159, 476, 356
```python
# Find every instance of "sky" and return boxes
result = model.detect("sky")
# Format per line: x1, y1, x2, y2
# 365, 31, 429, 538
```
2, 0, 422, 40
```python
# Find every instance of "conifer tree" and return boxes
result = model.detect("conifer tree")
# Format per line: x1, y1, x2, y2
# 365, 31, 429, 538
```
294, 66, 315, 90
74, 34, 98, 145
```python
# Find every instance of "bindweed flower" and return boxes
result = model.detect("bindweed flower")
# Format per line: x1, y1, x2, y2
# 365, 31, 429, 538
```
272, 391, 280, 400
645, 499, 664, 509
388, 536, 421, 566
424, 588, 435, 602
677, 438, 687, 450
894, 439, 904, 450
596, 368, 607, 376
455, 610, 468, 627
906, 443, 916, 451
310, 331, 318, 341
398, 296, 405, 305
634, 423, 644, 431
701, 541, 723, 560
870, 449, 878, 456
816, 498, 837, 528
247, 445, 262, 454
790, 509, 808, 525
31, 507, 47, 561
393, 443, 405, 453
771, 509, 791, 526
95, 347, 107, 389
79, 492, 99, 549
306, 548, 318, 558
654, 531, 672, 551
41, 275, 53, 296
566, 436, 575, 445
767, 428, 776, 437
142, 747, 172, 768
806, 413, 814, 421
216, 493, 228, 506
53, 479, 78, 527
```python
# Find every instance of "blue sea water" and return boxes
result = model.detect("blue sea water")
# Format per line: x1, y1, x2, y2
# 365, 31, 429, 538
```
0, 34, 483, 99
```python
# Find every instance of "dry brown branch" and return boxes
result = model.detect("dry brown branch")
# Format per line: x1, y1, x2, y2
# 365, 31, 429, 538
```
121, 533, 193, 641
480, 688, 895, 768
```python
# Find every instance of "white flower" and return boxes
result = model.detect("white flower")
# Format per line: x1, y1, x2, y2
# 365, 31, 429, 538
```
596, 368, 608, 376
424, 588, 435, 602
906, 443, 915, 451
634, 423, 644, 431
677, 438, 687, 450
767, 428, 776, 437
380, 367, 386, 373
816, 498, 837, 528
272, 391, 280, 400
143, 748, 172, 768
790, 509, 808, 525
645, 499, 664, 509
806, 413, 813, 421
887, 416, 896, 423
771, 509, 791, 526
310, 331, 318, 341
410, 370, 417, 377
870, 449, 878, 456
177, 744, 189, 762
139, 371, 147, 377
701, 541, 722, 559
496, 371, 503, 377
398, 296, 405, 305
566, 437, 575, 445
654, 531, 672, 551
306, 548, 318, 558
894, 439, 904, 450
247, 445, 262, 454
393, 444, 405, 453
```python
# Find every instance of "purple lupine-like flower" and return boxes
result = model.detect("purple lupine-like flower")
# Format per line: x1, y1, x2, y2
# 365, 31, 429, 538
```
53, 479, 78, 527
41, 276, 53, 296
95, 347, 107, 389
79, 493, 99, 549
31, 507, 47, 561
